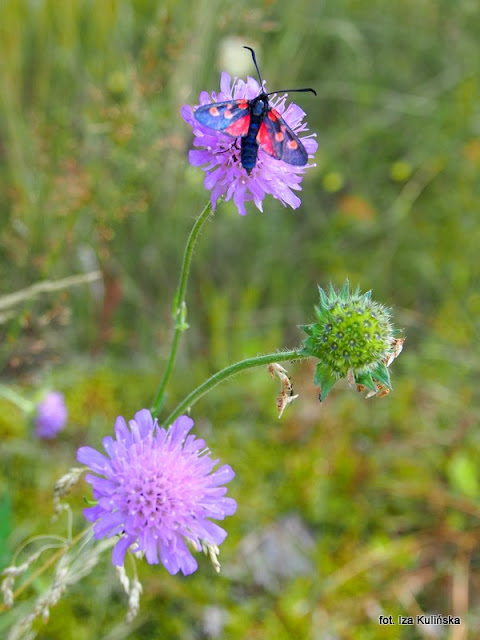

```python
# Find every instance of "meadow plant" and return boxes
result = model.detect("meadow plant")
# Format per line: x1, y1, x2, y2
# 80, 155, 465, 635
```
1, 52, 403, 633
78, 410, 236, 575
34, 391, 68, 439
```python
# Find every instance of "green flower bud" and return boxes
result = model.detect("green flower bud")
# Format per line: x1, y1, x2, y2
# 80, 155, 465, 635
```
299, 281, 403, 400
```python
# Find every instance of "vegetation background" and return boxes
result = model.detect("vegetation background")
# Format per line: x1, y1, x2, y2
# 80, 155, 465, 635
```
1, 1, 479, 638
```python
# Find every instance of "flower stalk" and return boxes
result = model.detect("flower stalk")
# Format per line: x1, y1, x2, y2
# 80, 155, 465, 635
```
151, 200, 213, 416
159, 349, 304, 426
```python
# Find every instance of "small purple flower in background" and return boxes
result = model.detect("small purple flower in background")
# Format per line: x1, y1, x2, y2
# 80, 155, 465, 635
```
34, 391, 68, 439
77, 409, 237, 576
182, 72, 317, 216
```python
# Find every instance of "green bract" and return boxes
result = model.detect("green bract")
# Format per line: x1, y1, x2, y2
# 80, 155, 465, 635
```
300, 281, 400, 400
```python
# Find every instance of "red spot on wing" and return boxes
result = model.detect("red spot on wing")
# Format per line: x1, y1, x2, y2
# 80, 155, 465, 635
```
268, 108, 281, 122
287, 139, 298, 150
257, 122, 274, 156
225, 114, 251, 136
209, 106, 219, 116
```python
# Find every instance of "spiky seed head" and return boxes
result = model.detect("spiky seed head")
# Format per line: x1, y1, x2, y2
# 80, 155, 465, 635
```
300, 280, 402, 400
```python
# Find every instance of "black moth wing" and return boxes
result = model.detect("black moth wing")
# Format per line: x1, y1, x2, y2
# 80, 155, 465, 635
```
193, 100, 251, 135
260, 107, 309, 166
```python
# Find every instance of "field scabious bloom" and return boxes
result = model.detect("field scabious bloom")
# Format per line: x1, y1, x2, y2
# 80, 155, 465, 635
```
77, 410, 236, 575
182, 72, 317, 215
34, 391, 68, 439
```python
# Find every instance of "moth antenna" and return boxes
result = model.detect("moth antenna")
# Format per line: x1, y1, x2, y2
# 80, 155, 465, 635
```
243, 46, 263, 86
267, 88, 317, 97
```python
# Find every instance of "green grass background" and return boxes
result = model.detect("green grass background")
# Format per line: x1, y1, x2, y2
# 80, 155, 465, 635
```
1, 0, 479, 638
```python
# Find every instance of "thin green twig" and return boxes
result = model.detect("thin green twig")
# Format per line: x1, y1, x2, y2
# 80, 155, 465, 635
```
151, 200, 213, 416
161, 349, 304, 426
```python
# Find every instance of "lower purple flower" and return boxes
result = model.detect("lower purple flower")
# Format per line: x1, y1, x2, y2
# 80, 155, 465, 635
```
77, 409, 237, 575
34, 391, 68, 439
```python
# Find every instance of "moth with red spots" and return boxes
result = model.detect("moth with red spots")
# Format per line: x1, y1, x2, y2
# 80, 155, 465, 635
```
194, 47, 316, 174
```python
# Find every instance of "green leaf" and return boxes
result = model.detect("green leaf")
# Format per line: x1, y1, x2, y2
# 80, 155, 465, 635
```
339, 279, 350, 300
0, 492, 12, 566
371, 362, 391, 388
299, 323, 314, 336
314, 304, 326, 320
361, 289, 372, 302
318, 286, 329, 308
314, 364, 337, 401
355, 371, 377, 392
176, 320, 190, 331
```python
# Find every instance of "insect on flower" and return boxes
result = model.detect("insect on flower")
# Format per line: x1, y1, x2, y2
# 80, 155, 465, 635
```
194, 47, 316, 174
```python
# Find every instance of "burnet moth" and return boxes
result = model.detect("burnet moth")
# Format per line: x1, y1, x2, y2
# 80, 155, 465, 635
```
193, 47, 316, 174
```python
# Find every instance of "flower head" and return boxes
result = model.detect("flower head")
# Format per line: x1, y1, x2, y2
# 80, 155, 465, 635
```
182, 72, 317, 215
300, 281, 403, 400
77, 410, 237, 575
34, 391, 68, 439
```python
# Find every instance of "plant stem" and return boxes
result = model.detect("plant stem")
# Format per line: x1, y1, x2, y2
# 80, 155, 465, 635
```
159, 349, 305, 425
151, 200, 213, 416
0, 528, 89, 614
0, 271, 102, 311
0, 385, 34, 413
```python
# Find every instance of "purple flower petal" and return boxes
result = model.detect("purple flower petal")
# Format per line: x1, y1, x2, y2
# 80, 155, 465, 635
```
208, 464, 235, 486
93, 511, 125, 538
180, 104, 193, 122
112, 534, 136, 566
201, 519, 228, 545
83, 475, 117, 495
83, 505, 104, 522
101, 436, 116, 459
132, 409, 154, 438
220, 71, 231, 95
219, 497, 238, 516
114, 415, 129, 441
168, 415, 194, 447
144, 533, 159, 565
189, 150, 209, 166
77, 447, 111, 473
160, 538, 198, 576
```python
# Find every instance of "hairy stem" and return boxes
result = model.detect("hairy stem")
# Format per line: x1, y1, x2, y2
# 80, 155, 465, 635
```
151, 200, 213, 416
159, 349, 305, 425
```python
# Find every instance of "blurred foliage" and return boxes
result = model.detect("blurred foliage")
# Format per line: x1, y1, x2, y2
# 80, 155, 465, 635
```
1, 0, 480, 638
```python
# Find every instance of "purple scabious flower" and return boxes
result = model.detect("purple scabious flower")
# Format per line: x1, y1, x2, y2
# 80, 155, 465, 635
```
34, 391, 68, 439
77, 409, 237, 575
181, 72, 317, 216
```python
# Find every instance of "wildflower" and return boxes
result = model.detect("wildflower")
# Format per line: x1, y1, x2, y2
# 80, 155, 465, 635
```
77, 410, 237, 575
300, 281, 403, 400
182, 72, 317, 215
34, 391, 68, 439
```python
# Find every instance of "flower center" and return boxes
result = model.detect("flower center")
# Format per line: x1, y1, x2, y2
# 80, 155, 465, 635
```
116, 442, 194, 534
